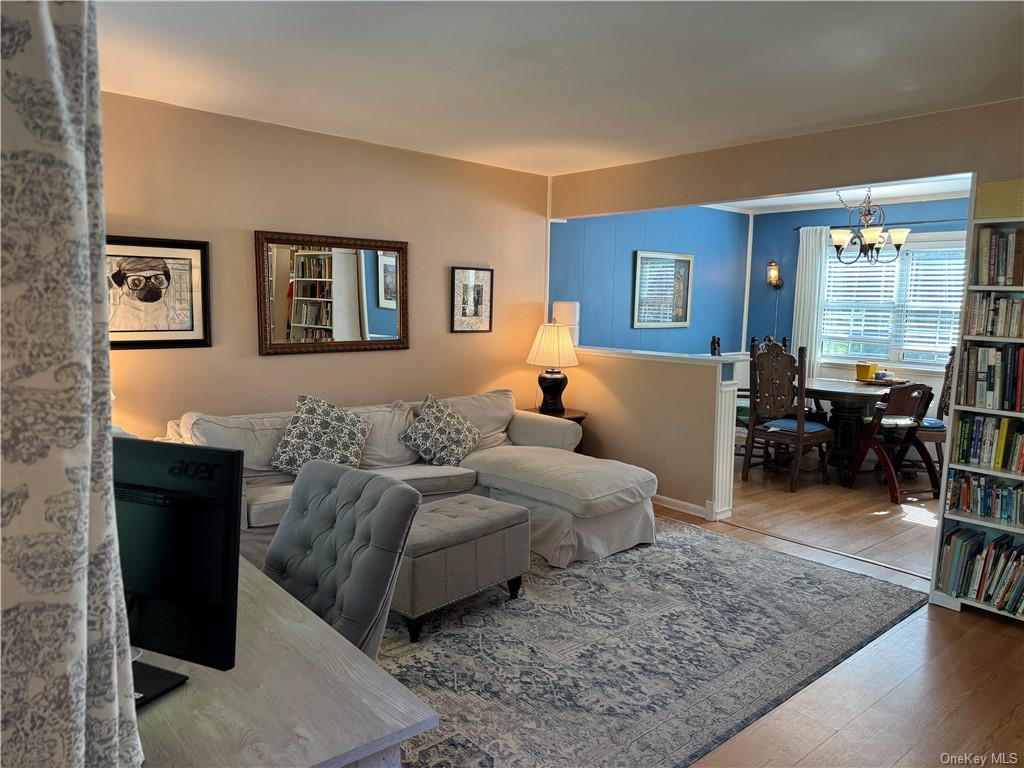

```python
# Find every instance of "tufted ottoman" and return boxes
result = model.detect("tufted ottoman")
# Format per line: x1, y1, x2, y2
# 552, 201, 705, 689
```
391, 494, 530, 642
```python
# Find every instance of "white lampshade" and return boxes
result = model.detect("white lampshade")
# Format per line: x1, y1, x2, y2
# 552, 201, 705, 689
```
526, 324, 579, 369
830, 229, 853, 249
888, 228, 911, 246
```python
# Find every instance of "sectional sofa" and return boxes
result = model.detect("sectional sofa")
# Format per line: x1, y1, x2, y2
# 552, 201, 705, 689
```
162, 389, 658, 567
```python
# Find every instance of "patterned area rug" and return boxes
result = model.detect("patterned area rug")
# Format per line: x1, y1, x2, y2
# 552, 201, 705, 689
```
375, 518, 926, 768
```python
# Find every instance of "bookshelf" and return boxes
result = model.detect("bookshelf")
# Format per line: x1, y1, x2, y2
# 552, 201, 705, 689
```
930, 211, 1024, 621
290, 250, 335, 342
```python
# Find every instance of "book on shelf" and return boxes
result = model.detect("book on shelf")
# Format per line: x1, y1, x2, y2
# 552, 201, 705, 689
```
975, 227, 1024, 287
294, 253, 333, 280
936, 528, 1024, 615
963, 293, 1024, 336
954, 414, 1024, 472
959, 343, 1024, 411
945, 469, 1024, 527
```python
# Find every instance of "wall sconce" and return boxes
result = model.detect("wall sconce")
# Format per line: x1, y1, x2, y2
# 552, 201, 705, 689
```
767, 260, 783, 289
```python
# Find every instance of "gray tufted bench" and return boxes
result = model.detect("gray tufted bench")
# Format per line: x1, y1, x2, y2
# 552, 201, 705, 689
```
391, 494, 530, 642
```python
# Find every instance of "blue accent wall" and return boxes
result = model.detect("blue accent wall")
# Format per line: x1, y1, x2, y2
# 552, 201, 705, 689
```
361, 250, 398, 338
549, 206, 750, 353
746, 198, 969, 342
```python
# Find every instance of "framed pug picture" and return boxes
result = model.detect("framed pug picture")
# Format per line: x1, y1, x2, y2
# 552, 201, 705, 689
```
450, 266, 493, 333
106, 236, 211, 349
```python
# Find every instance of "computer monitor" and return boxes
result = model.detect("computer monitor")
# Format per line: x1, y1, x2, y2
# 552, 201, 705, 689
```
113, 437, 243, 707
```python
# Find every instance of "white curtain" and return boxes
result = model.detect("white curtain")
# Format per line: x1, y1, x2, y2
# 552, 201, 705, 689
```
791, 226, 831, 377
2, 3, 144, 766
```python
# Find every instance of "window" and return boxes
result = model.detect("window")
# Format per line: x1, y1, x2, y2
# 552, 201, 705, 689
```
820, 231, 966, 368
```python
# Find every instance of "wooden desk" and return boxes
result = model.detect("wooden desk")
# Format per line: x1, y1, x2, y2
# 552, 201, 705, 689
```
137, 559, 437, 767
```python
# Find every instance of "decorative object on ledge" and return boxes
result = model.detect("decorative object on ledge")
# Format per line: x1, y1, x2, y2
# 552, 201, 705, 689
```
632, 250, 693, 328
710, 336, 721, 356
830, 189, 911, 265
552, 300, 580, 345
254, 230, 408, 355
107, 236, 211, 349
527, 323, 579, 414
450, 266, 493, 333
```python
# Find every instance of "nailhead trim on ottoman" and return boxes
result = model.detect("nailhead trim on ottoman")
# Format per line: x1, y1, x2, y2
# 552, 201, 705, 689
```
390, 494, 530, 641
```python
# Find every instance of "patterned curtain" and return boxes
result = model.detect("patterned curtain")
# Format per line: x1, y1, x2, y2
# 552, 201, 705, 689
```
1, 3, 144, 766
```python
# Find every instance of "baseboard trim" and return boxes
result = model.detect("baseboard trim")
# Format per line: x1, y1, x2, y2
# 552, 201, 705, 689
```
653, 494, 733, 522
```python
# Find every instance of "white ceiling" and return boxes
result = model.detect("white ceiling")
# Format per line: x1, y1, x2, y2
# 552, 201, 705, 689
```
96, 2, 1024, 176
716, 174, 973, 214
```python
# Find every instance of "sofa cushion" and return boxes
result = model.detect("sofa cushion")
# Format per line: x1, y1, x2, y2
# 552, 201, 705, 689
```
404, 495, 530, 557
271, 395, 371, 473
371, 464, 477, 496
441, 390, 516, 450
461, 446, 658, 519
247, 483, 294, 528
401, 395, 481, 466
354, 401, 420, 469
182, 411, 290, 470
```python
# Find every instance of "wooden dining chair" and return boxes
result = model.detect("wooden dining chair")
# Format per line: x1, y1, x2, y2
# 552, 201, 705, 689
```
742, 342, 834, 492
843, 382, 940, 503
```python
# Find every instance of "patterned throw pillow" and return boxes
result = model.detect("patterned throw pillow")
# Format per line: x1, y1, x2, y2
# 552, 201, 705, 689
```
271, 394, 371, 474
401, 394, 481, 466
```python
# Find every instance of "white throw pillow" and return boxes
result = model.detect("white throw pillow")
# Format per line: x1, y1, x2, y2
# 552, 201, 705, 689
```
181, 411, 290, 470
441, 389, 516, 450
349, 401, 419, 469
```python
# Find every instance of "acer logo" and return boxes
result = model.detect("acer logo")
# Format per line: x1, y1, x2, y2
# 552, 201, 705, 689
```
168, 460, 220, 481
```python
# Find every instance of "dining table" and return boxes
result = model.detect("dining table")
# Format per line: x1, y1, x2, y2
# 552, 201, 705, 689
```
804, 377, 892, 468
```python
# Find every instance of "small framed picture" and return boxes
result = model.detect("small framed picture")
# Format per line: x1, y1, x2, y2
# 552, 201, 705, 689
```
106, 236, 211, 349
450, 266, 493, 333
632, 250, 693, 328
377, 251, 398, 309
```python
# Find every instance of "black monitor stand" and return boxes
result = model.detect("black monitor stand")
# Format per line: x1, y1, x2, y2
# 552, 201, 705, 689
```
132, 660, 188, 708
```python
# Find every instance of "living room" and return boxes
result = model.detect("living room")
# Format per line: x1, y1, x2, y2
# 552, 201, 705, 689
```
2, 2, 1022, 768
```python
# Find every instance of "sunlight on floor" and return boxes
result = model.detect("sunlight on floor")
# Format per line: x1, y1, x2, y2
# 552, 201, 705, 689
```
899, 504, 939, 527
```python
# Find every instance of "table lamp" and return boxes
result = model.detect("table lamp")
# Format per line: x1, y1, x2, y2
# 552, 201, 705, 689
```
526, 323, 579, 414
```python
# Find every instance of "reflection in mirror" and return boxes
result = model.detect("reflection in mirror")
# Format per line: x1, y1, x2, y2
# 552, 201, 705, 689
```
255, 232, 407, 355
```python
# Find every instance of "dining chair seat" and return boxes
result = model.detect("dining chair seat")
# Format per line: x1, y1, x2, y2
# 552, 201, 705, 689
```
763, 418, 829, 433
864, 415, 920, 429
918, 417, 947, 431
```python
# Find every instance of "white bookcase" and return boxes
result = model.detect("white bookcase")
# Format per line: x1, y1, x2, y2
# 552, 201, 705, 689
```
929, 213, 1024, 621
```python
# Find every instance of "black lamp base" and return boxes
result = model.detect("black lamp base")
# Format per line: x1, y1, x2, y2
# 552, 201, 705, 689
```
537, 369, 568, 414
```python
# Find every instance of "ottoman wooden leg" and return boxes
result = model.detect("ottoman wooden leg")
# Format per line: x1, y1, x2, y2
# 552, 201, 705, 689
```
406, 616, 424, 643
507, 575, 522, 600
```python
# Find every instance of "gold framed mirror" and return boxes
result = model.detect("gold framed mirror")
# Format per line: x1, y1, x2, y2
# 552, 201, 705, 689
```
254, 230, 409, 355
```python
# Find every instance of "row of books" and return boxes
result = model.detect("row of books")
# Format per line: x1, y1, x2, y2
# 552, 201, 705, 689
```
962, 293, 1024, 337
958, 344, 1024, 411
974, 227, 1024, 286
292, 301, 333, 328
944, 470, 1024, 528
294, 254, 333, 279
952, 414, 1024, 472
294, 282, 332, 299
936, 529, 1024, 615
291, 327, 332, 342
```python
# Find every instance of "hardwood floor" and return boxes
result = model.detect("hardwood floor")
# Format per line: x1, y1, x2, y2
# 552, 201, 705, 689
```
728, 458, 939, 577
657, 491, 1023, 768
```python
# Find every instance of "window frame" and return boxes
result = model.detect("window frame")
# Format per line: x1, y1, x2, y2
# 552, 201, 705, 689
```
819, 230, 967, 372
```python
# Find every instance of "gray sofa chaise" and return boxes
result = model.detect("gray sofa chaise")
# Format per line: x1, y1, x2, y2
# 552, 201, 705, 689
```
162, 389, 657, 567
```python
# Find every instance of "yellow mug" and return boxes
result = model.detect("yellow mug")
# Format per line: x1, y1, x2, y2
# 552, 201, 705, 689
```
855, 361, 878, 380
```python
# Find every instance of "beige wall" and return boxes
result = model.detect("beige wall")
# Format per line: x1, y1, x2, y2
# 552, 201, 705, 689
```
552, 99, 1024, 218
104, 94, 548, 438
567, 351, 720, 506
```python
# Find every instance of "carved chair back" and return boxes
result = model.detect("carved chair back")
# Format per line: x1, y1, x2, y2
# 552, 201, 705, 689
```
937, 345, 956, 419
749, 342, 808, 427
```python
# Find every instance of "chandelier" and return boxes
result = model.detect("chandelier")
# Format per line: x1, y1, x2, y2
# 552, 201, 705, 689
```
830, 189, 910, 265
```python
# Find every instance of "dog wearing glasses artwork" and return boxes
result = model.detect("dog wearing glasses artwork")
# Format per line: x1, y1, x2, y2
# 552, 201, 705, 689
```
108, 255, 191, 331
